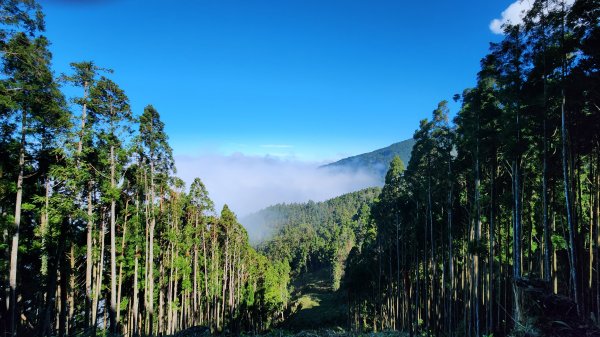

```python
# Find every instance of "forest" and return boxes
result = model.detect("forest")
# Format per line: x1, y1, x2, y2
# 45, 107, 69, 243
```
0, 0, 599, 336
0, 1, 289, 336
255, 187, 379, 289
343, 0, 600, 336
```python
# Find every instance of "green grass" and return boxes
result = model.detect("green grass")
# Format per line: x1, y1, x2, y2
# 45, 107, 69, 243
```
283, 269, 348, 331
296, 294, 321, 310
170, 269, 409, 336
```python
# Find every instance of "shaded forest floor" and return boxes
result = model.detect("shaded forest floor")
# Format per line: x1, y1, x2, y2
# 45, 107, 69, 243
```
169, 268, 410, 336
282, 268, 347, 331
171, 328, 405, 337
166, 269, 600, 337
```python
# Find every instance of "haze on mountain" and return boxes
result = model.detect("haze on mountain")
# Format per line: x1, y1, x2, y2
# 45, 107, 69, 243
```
241, 139, 415, 243
2, 1, 599, 337
321, 138, 415, 184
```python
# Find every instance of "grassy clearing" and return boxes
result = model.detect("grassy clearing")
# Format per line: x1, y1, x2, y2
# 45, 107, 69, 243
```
282, 268, 347, 331
172, 269, 410, 337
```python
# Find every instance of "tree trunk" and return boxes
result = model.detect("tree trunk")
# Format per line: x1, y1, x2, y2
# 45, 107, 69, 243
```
148, 160, 156, 336
595, 156, 600, 321
58, 221, 69, 337
203, 224, 209, 325
513, 97, 523, 325
91, 215, 106, 337
540, 0, 552, 286
110, 144, 118, 333
40, 178, 50, 326
8, 110, 26, 337
561, 90, 580, 315
116, 201, 128, 327
68, 245, 76, 335
133, 245, 139, 337
474, 130, 481, 337
193, 216, 198, 324
488, 158, 497, 335
86, 184, 94, 329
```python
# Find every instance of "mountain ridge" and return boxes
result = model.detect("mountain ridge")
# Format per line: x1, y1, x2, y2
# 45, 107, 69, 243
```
322, 138, 415, 183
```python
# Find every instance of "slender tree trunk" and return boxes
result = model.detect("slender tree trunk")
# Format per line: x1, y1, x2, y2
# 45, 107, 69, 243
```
159, 257, 165, 334
589, 158, 595, 313
513, 158, 523, 324
148, 160, 156, 336
553, 209, 558, 294
86, 185, 94, 329
116, 201, 128, 327
58, 219, 69, 337
595, 155, 600, 321
92, 215, 106, 337
133, 244, 139, 337
203, 224, 209, 325
39, 243, 59, 337
109, 144, 118, 333
74, 81, 93, 330
542, 117, 551, 284
40, 178, 50, 319
193, 215, 198, 324
143, 169, 150, 335
168, 243, 174, 334
173, 268, 179, 333
541, 15, 551, 285
68, 245, 76, 335
513, 93, 524, 325
474, 128, 481, 337
396, 213, 400, 331
222, 234, 229, 326
488, 158, 496, 335
448, 187, 453, 336
562, 90, 580, 315
8, 111, 26, 337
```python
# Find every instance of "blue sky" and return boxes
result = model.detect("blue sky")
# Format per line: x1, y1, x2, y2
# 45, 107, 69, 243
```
40, 0, 525, 215
41, 0, 513, 162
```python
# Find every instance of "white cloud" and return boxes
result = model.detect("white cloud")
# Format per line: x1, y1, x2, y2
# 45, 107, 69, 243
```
489, 0, 574, 34
174, 153, 379, 218
490, 0, 533, 34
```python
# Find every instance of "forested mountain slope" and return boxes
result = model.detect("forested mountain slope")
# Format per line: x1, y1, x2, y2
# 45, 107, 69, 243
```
254, 188, 380, 330
242, 188, 380, 330
321, 139, 415, 183
246, 188, 379, 285
2, 0, 600, 337
243, 187, 379, 247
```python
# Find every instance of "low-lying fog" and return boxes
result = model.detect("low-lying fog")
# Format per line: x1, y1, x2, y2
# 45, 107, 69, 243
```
176, 153, 379, 240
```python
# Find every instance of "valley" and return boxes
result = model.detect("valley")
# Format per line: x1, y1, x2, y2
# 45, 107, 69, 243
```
1, 1, 599, 337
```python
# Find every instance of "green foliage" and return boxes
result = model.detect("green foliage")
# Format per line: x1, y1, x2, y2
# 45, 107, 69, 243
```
255, 188, 379, 288
344, 3, 600, 335
0, 2, 289, 334
2, 1, 600, 337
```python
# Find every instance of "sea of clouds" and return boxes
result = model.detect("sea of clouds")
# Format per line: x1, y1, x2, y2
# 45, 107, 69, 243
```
175, 153, 380, 218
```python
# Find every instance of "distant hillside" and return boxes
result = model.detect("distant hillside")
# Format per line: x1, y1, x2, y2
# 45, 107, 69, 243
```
241, 187, 380, 245
241, 188, 381, 330
322, 138, 415, 183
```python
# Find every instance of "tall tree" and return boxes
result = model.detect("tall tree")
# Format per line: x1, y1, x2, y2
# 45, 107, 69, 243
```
88, 76, 132, 332
61, 61, 109, 329
138, 104, 174, 335
2, 30, 68, 336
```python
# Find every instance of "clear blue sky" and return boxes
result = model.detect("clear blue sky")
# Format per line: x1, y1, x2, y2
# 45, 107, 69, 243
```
41, 0, 510, 161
